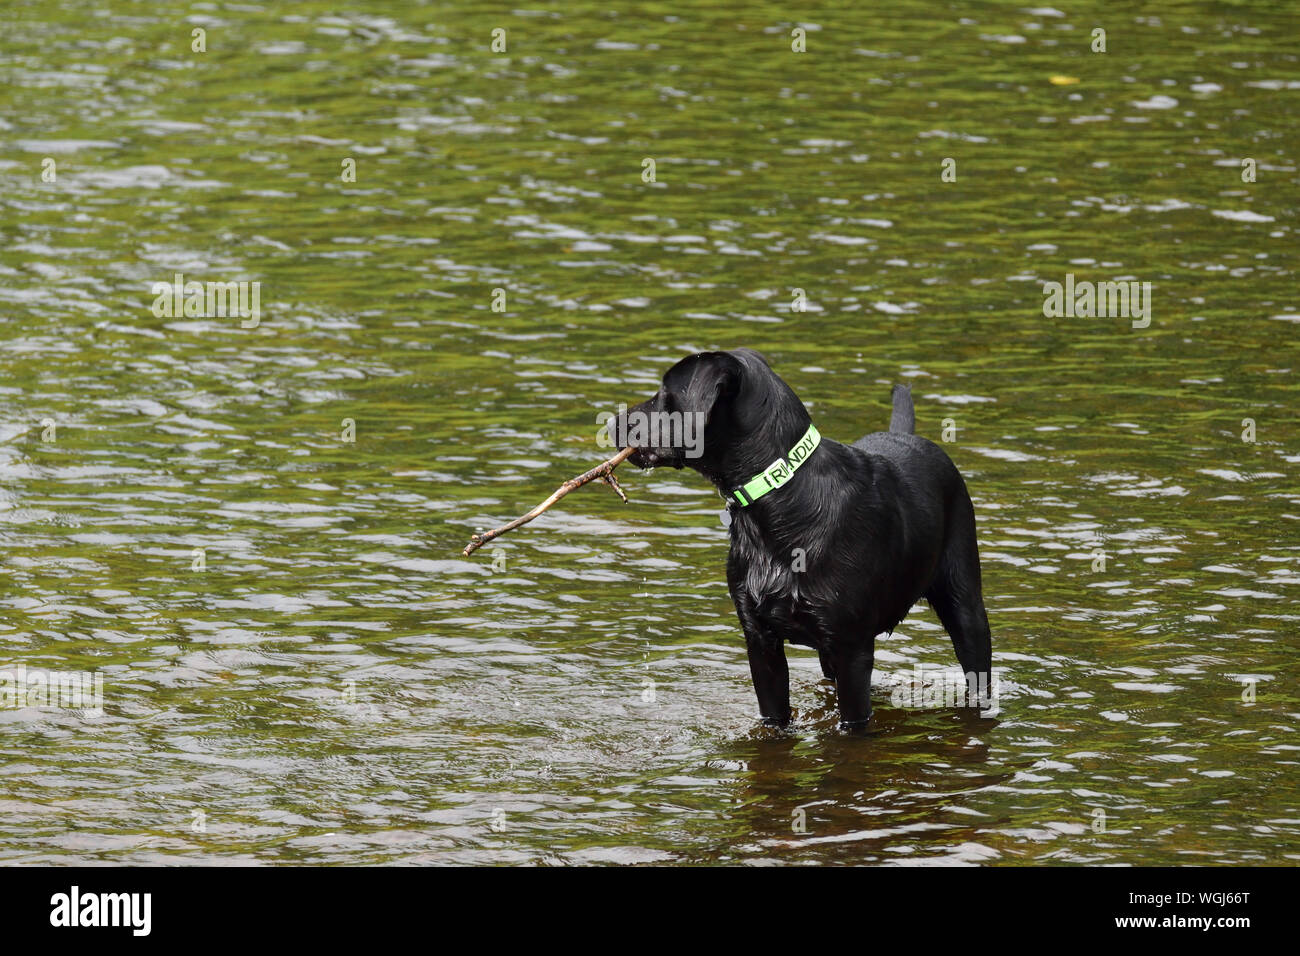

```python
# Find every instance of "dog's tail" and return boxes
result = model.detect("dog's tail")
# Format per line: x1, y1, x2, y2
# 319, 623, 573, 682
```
889, 384, 914, 435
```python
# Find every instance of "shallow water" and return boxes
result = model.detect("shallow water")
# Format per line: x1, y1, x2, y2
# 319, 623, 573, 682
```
0, 2, 1297, 865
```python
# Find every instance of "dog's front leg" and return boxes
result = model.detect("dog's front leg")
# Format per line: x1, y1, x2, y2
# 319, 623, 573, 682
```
743, 628, 790, 726
832, 639, 876, 730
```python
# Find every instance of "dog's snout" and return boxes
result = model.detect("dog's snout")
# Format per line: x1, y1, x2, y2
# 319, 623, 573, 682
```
606, 397, 662, 469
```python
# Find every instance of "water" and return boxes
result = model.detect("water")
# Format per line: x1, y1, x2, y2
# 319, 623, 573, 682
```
0, 1, 1297, 865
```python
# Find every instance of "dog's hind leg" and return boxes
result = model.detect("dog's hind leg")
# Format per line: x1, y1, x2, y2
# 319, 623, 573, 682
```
927, 574, 992, 680
816, 647, 837, 681
924, 504, 993, 690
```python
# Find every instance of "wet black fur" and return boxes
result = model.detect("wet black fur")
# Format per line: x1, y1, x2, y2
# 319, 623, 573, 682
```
608, 348, 992, 729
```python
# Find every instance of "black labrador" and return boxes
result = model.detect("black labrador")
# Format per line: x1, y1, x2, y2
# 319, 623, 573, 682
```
608, 348, 992, 729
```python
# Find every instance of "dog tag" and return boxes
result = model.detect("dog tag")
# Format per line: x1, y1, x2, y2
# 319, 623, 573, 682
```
719, 509, 732, 528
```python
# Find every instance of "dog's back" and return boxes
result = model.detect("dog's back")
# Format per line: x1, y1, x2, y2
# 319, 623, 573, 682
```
852, 385, 961, 499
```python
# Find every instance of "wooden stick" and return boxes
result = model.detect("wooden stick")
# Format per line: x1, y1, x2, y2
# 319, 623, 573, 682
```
462, 446, 636, 556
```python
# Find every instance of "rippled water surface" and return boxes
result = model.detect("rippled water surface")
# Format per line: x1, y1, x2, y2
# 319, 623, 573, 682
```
1, 1, 1298, 865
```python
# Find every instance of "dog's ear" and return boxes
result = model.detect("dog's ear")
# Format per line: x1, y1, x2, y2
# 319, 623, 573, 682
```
730, 347, 771, 369
663, 351, 743, 424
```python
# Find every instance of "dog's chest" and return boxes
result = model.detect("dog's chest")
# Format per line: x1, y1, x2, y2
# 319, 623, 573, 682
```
733, 542, 826, 648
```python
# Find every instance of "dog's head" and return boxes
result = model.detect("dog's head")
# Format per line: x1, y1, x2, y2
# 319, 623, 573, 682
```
606, 351, 743, 469
606, 348, 809, 484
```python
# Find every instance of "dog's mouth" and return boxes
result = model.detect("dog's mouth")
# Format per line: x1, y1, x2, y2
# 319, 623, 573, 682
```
606, 406, 689, 469
627, 447, 684, 470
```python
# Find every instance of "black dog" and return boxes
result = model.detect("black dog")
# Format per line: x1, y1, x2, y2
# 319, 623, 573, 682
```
608, 348, 992, 729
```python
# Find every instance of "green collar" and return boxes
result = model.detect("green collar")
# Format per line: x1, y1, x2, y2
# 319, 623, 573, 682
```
729, 423, 822, 507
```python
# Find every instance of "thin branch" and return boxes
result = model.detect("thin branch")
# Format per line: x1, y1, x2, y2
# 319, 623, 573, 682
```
462, 446, 635, 557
